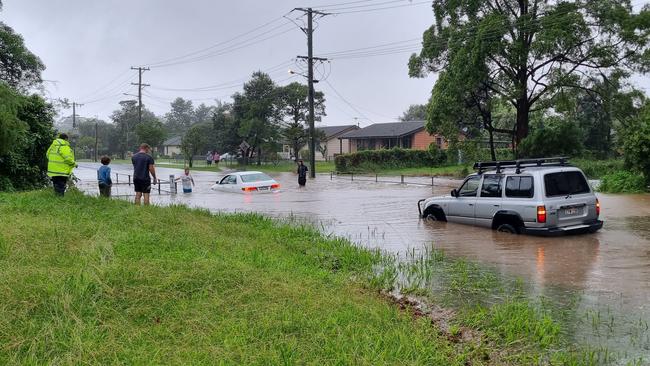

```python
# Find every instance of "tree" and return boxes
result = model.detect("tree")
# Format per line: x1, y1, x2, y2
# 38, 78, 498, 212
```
0, 90, 56, 191
0, 83, 26, 155
278, 82, 326, 160
399, 104, 427, 121
181, 123, 213, 167
410, 0, 650, 149
231, 72, 283, 164
0, 19, 45, 91
212, 102, 240, 154
621, 100, 650, 183
110, 100, 158, 158
164, 97, 195, 134
135, 119, 166, 153
194, 103, 214, 125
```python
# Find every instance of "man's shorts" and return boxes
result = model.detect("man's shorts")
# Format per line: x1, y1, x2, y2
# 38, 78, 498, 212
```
133, 178, 151, 194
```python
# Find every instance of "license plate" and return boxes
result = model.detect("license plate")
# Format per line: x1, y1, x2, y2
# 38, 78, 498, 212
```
565, 208, 579, 215
258, 186, 269, 191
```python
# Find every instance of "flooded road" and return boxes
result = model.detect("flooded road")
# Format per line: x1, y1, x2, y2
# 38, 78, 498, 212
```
76, 162, 650, 360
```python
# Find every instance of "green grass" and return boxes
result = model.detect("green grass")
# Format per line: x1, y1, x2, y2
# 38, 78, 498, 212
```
0, 191, 633, 364
0, 190, 460, 364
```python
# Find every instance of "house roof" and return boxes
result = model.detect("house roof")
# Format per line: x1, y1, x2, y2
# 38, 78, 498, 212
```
162, 136, 182, 146
317, 125, 359, 139
339, 121, 425, 139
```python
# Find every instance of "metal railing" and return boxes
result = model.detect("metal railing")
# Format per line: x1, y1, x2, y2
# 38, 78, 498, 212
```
329, 171, 458, 189
114, 173, 177, 194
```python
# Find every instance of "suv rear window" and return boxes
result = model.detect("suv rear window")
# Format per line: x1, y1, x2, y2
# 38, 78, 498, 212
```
544, 171, 590, 197
505, 176, 534, 198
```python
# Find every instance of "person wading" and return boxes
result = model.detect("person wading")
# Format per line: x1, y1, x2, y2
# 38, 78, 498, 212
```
297, 159, 308, 187
46, 133, 77, 196
131, 143, 158, 205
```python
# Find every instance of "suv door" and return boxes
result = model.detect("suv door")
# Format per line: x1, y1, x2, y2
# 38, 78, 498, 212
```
475, 174, 503, 228
448, 175, 481, 225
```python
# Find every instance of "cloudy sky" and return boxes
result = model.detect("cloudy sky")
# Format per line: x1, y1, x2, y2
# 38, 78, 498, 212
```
2, 0, 649, 127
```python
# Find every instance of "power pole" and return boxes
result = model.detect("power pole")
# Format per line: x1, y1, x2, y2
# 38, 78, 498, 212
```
71, 102, 83, 128
94, 120, 98, 162
130, 67, 150, 124
292, 7, 329, 179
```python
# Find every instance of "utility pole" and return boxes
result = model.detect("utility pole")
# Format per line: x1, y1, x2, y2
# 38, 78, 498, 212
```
71, 102, 83, 128
292, 7, 329, 178
130, 67, 150, 124
94, 120, 98, 162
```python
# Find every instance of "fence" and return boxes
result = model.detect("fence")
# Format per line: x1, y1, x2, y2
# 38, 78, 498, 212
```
113, 173, 177, 195
329, 171, 458, 189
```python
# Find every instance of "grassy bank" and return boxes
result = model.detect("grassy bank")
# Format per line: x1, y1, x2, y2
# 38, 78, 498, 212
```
0, 191, 625, 364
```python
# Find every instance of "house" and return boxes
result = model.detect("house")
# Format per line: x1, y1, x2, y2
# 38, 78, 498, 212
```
160, 136, 182, 157
338, 121, 447, 153
316, 125, 359, 160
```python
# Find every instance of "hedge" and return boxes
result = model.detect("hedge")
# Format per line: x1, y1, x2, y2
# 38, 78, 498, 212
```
334, 147, 447, 172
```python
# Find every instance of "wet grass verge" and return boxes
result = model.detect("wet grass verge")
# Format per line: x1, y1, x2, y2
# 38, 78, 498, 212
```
0, 190, 645, 364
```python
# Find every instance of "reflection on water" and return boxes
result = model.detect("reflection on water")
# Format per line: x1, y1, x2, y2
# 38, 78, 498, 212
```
75, 163, 650, 361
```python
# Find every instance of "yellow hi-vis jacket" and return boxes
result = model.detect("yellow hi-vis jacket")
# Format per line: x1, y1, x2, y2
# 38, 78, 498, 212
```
46, 138, 76, 177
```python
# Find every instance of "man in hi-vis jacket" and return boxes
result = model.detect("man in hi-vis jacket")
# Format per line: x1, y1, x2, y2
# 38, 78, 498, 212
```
46, 133, 77, 196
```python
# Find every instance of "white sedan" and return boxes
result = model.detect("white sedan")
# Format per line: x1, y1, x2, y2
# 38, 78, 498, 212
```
211, 171, 280, 193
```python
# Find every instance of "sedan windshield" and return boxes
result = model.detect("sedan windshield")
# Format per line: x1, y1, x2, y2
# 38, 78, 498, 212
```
240, 173, 273, 183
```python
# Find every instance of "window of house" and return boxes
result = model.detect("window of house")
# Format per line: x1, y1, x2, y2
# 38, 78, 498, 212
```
436, 137, 442, 146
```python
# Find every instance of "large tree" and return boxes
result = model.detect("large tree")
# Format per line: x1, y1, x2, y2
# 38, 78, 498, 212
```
110, 100, 157, 158
399, 104, 428, 121
164, 97, 195, 135
410, 0, 650, 148
278, 82, 326, 160
181, 122, 213, 167
231, 72, 282, 163
0, 8, 45, 91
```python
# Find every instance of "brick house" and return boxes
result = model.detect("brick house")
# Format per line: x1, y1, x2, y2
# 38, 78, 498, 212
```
338, 121, 447, 153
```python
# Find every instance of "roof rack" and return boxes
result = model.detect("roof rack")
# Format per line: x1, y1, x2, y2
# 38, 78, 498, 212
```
473, 157, 569, 174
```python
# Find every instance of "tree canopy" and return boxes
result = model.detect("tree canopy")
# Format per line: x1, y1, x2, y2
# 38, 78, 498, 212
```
410, 0, 650, 149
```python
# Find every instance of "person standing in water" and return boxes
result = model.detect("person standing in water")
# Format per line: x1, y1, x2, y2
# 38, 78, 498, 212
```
175, 167, 195, 193
297, 160, 308, 187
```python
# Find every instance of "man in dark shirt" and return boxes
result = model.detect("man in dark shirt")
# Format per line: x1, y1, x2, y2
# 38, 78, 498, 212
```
131, 143, 158, 205
297, 160, 308, 187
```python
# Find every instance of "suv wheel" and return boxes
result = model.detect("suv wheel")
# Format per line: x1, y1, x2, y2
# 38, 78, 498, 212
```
496, 223, 518, 234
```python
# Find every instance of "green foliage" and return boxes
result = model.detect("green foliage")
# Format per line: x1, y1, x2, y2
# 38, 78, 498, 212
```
0, 83, 26, 155
163, 97, 195, 135
410, 0, 650, 146
399, 104, 427, 121
135, 118, 166, 150
518, 117, 583, 158
109, 100, 159, 157
598, 170, 647, 193
0, 22, 45, 91
572, 158, 624, 179
334, 147, 447, 172
621, 101, 650, 183
0, 91, 56, 191
181, 122, 214, 167
278, 82, 326, 159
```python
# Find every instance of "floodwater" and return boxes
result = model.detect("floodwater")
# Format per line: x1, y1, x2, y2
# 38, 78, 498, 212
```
75, 162, 650, 360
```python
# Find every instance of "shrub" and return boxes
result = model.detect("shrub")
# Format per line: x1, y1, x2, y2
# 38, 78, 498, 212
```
571, 158, 623, 179
518, 117, 583, 158
620, 102, 650, 184
598, 171, 647, 193
334, 147, 446, 172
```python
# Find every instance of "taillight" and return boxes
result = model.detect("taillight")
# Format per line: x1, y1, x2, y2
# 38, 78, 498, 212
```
537, 205, 547, 223
271, 183, 280, 189
596, 199, 600, 216
242, 187, 258, 192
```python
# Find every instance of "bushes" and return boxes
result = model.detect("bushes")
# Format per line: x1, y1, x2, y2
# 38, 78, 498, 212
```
518, 117, 583, 158
335, 147, 447, 172
571, 158, 624, 179
598, 171, 647, 193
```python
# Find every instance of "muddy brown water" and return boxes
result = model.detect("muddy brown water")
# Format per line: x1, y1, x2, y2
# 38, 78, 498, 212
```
76, 163, 650, 360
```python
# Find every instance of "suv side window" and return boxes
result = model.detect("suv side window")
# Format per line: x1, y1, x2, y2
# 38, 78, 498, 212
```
480, 175, 503, 198
459, 176, 481, 197
506, 176, 534, 198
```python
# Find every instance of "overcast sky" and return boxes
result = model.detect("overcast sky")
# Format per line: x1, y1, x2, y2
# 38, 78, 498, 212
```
2, 0, 649, 128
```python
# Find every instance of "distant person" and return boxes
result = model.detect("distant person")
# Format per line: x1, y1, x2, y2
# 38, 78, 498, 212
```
206, 151, 213, 166
97, 156, 113, 198
131, 143, 157, 205
175, 167, 195, 193
297, 160, 308, 187
213, 152, 220, 166
46, 133, 77, 196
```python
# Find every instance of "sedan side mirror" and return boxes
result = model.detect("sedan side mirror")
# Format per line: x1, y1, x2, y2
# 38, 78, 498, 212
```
451, 189, 458, 198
